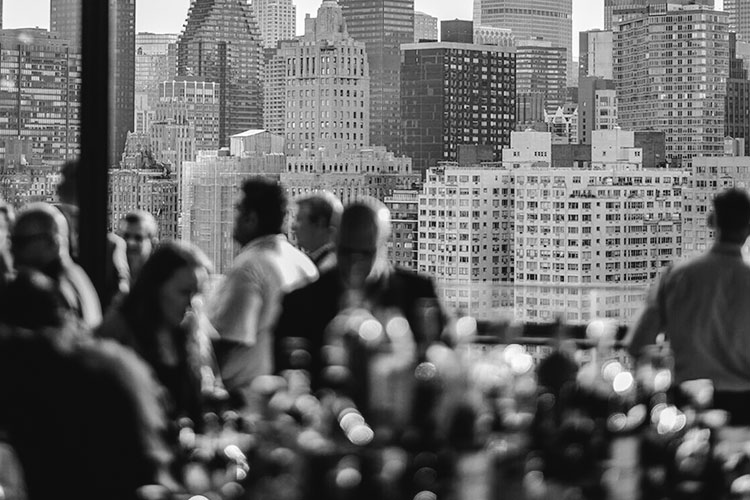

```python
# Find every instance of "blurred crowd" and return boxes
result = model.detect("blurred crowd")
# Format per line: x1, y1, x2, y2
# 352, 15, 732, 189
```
0, 164, 447, 500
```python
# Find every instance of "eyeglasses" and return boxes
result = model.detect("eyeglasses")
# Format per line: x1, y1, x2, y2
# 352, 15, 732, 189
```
122, 232, 146, 242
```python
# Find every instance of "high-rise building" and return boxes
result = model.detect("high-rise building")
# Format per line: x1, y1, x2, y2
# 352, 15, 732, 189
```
0, 29, 81, 166
49, 0, 81, 48
473, 0, 574, 85
727, 33, 750, 156
51, 0, 135, 167
135, 33, 178, 134
441, 20, 474, 44
577, 77, 617, 145
515, 40, 567, 127
156, 79, 221, 154
414, 11, 437, 43
605, 0, 714, 30
682, 155, 750, 259
418, 164, 515, 319
339, 0, 414, 154
579, 30, 613, 80
401, 41, 516, 174
509, 129, 687, 325
614, 3, 729, 165
726, 0, 750, 41
473, 26, 515, 47
385, 189, 419, 271
251, 0, 296, 49
283, 1, 370, 156
110, 0, 136, 168
177, 0, 263, 147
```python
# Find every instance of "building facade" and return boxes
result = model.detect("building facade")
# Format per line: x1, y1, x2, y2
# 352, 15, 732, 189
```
682, 155, 750, 259
472, 0, 574, 85
283, 1, 370, 156
135, 33, 178, 135
579, 30, 614, 80
604, 0, 715, 30
251, 0, 297, 49
0, 29, 81, 166
510, 129, 687, 325
156, 79, 221, 155
385, 189, 419, 271
401, 41, 516, 174
726, 0, 750, 41
339, 0, 414, 154
577, 77, 617, 145
414, 11, 438, 43
418, 164, 515, 319
614, 4, 729, 165
515, 41, 567, 127
177, 0, 263, 147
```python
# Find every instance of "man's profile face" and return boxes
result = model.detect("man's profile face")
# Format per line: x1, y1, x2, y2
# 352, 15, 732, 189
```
232, 197, 256, 246
122, 220, 153, 264
293, 204, 322, 253
337, 221, 379, 290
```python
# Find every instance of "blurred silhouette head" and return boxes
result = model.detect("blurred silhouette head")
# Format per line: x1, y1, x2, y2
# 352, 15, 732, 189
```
293, 191, 343, 254
11, 203, 69, 272
708, 188, 750, 244
337, 197, 391, 290
0, 269, 67, 332
234, 177, 288, 246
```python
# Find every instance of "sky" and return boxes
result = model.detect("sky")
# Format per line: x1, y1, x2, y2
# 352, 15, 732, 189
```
2, 0, 725, 57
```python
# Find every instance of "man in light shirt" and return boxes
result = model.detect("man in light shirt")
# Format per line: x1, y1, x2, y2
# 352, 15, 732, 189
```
626, 188, 750, 423
209, 177, 318, 405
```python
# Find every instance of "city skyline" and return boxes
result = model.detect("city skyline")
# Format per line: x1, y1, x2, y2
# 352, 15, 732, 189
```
4, 0, 632, 56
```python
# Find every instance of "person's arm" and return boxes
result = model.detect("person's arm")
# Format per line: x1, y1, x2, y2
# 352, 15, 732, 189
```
624, 268, 670, 358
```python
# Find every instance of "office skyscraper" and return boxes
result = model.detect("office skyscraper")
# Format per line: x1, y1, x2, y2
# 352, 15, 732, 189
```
135, 33, 178, 134
339, 0, 414, 154
579, 30, 613, 80
0, 29, 81, 166
473, 0, 574, 85
726, 0, 750, 41
251, 0, 296, 49
401, 41, 516, 173
177, 0, 263, 147
515, 40, 567, 126
283, 0, 370, 156
614, 3, 729, 164
604, 0, 715, 30
50, 0, 135, 167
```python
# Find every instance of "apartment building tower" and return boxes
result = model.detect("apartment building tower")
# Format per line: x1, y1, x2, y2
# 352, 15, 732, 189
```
414, 11, 438, 43
400, 41, 516, 174
251, 0, 296, 49
614, 3, 729, 165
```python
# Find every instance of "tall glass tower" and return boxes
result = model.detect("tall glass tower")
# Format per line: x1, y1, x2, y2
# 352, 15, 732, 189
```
50, 0, 135, 167
339, 0, 413, 155
473, 0, 574, 86
177, 0, 263, 147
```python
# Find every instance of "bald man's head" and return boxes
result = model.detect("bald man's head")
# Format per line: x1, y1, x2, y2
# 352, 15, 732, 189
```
11, 203, 69, 271
337, 198, 391, 289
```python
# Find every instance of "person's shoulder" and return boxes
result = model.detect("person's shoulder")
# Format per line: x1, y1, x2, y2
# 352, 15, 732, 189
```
392, 267, 435, 288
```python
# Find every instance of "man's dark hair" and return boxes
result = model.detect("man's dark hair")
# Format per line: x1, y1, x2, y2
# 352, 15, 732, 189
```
122, 210, 158, 240
239, 176, 287, 236
713, 188, 750, 235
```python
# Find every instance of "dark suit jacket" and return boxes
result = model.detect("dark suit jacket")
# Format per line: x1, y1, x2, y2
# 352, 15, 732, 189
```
274, 267, 446, 390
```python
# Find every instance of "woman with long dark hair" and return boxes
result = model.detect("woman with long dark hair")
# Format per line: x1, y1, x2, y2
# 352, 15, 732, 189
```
97, 241, 222, 427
